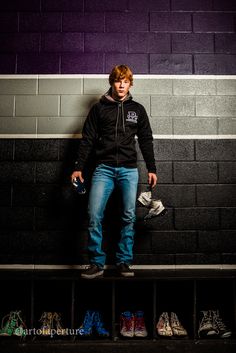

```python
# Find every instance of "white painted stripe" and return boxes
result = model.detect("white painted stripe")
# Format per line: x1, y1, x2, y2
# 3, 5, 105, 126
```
0, 264, 235, 271
0, 74, 236, 80
0, 134, 235, 139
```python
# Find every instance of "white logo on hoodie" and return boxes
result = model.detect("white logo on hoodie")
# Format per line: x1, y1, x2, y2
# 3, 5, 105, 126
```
126, 111, 138, 123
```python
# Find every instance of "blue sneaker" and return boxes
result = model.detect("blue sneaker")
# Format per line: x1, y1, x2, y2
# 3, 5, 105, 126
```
78, 310, 95, 337
93, 311, 109, 337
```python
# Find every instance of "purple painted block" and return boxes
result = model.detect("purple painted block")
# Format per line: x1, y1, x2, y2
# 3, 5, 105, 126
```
85, 0, 127, 11
41, 0, 83, 11
128, 33, 171, 53
150, 12, 192, 32
85, 33, 127, 53
106, 12, 148, 33
19, 12, 61, 32
63, 12, 104, 32
215, 34, 236, 54
42, 33, 84, 52
0, 54, 16, 73
0, 33, 40, 52
193, 13, 234, 33
172, 0, 212, 11
150, 54, 192, 74
17, 53, 60, 73
0, 13, 18, 32
195, 54, 236, 74
105, 54, 149, 74
172, 34, 214, 53
61, 53, 104, 73
213, 0, 236, 10
0, 0, 40, 11
128, 0, 170, 11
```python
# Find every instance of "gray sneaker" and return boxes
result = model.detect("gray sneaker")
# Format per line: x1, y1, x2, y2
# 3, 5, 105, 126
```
81, 265, 104, 279
116, 263, 134, 277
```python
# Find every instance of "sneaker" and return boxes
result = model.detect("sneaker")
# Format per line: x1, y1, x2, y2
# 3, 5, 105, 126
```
212, 310, 232, 338
81, 264, 104, 279
116, 263, 134, 277
198, 310, 218, 338
53, 312, 67, 336
138, 191, 152, 207
78, 310, 95, 337
93, 311, 109, 337
134, 311, 148, 338
39, 312, 54, 336
144, 199, 167, 221
170, 312, 187, 337
120, 311, 135, 338
156, 312, 173, 337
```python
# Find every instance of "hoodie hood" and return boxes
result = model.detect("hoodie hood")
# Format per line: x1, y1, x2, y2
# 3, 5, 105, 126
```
100, 87, 133, 104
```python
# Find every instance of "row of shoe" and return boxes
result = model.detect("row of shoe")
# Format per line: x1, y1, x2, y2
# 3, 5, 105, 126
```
198, 310, 232, 338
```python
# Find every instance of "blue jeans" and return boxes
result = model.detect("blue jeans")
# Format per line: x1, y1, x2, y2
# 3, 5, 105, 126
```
88, 164, 139, 268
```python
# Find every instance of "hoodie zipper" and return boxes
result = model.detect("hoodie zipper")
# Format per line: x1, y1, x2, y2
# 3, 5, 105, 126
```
115, 103, 121, 166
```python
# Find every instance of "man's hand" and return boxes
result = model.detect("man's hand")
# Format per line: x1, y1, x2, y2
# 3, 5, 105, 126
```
71, 171, 84, 183
148, 173, 158, 188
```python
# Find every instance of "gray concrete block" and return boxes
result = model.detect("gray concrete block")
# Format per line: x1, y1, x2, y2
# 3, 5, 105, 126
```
198, 231, 220, 252
61, 95, 99, 117
39, 78, 83, 94
152, 231, 197, 253
173, 117, 217, 135
83, 78, 109, 94
217, 79, 236, 95
196, 96, 236, 117
137, 161, 172, 183
15, 95, 59, 117
219, 231, 236, 252
174, 162, 218, 183
0, 117, 36, 135
218, 118, 236, 135
196, 139, 236, 160
154, 139, 194, 160
221, 208, 236, 229
173, 79, 216, 95
152, 185, 196, 207
175, 208, 220, 230
37, 117, 85, 135
0, 96, 14, 116
219, 162, 236, 183
149, 117, 173, 135
132, 95, 150, 114
132, 78, 172, 95
0, 78, 37, 94
0, 140, 13, 160
197, 185, 236, 207
151, 96, 195, 117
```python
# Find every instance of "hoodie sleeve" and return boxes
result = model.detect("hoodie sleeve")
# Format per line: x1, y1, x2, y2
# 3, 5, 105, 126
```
137, 104, 156, 173
74, 104, 99, 171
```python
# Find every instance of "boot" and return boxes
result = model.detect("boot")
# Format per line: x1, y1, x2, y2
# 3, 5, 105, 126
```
170, 312, 187, 337
198, 310, 218, 338
212, 310, 232, 338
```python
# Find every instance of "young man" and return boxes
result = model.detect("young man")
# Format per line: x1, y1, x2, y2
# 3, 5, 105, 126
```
71, 65, 157, 278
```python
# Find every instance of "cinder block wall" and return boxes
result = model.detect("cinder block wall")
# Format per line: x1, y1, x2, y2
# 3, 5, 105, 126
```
0, 0, 235, 266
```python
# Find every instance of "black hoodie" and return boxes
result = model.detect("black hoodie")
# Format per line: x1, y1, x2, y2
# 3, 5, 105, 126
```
75, 89, 156, 173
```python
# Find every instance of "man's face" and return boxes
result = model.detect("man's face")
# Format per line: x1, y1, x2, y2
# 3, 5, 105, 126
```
111, 77, 131, 100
